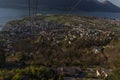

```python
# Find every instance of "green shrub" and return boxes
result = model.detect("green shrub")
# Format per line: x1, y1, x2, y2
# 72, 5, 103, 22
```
12, 73, 23, 80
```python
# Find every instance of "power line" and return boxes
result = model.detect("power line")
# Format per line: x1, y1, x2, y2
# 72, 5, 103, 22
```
35, 0, 38, 16
28, 0, 38, 16
68, 0, 81, 14
28, 0, 31, 17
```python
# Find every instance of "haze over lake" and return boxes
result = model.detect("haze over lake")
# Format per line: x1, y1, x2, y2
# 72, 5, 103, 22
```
0, 8, 120, 25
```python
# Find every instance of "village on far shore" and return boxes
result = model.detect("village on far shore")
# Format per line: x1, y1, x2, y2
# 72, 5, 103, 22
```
0, 14, 120, 80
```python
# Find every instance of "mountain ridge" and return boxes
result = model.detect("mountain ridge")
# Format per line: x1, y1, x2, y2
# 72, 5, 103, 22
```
0, 0, 120, 12
74, 0, 120, 12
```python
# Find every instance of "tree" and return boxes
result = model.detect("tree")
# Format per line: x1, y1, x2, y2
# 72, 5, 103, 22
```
0, 51, 6, 66
0, 38, 6, 67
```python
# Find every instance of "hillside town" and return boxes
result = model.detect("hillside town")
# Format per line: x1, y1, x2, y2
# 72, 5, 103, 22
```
0, 15, 120, 80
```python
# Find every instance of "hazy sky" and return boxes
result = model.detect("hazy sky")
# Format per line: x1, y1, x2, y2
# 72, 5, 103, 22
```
98, 0, 120, 7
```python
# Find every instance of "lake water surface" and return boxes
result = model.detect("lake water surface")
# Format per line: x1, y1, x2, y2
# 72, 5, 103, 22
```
0, 8, 120, 25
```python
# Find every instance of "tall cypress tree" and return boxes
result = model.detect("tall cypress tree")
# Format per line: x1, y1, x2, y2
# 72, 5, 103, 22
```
0, 39, 6, 67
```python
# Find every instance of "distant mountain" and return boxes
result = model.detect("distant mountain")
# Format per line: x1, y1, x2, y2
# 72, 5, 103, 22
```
0, 0, 120, 12
75, 0, 120, 12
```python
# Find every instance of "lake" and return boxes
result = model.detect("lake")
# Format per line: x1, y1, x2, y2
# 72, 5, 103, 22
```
0, 8, 120, 26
